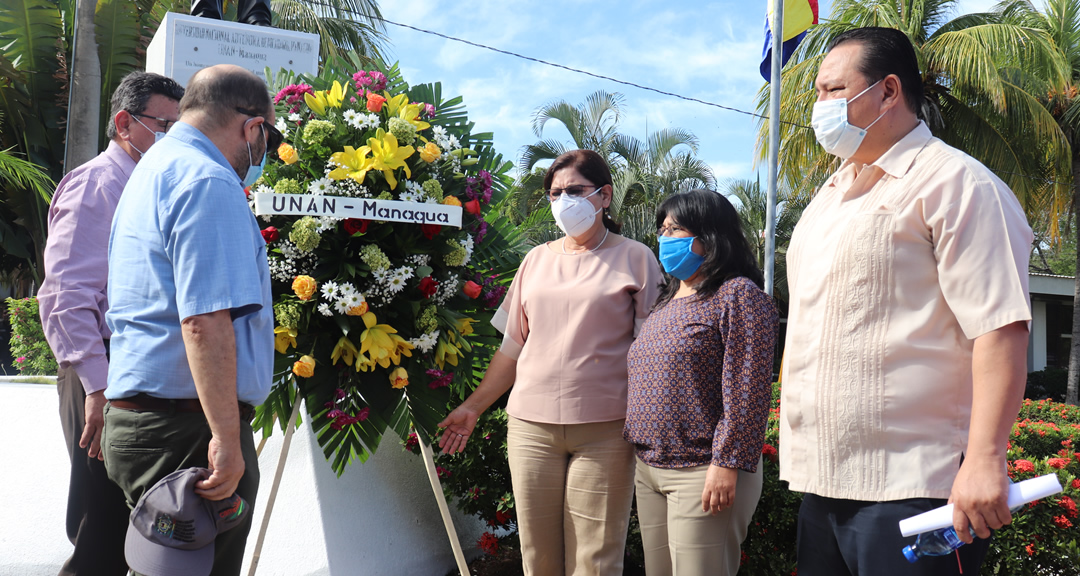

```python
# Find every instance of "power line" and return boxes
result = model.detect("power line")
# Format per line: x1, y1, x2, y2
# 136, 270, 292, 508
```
303, 0, 810, 128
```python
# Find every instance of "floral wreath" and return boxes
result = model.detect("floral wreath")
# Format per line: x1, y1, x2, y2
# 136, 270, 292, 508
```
253, 60, 518, 473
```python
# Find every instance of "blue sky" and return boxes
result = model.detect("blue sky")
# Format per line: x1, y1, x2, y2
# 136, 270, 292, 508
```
378, 0, 998, 183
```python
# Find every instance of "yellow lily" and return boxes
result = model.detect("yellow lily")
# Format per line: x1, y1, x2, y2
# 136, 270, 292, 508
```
399, 102, 431, 132
434, 337, 462, 371
303, 82, 346, 116
331, 336, 359, 367
354, 351, 379, 373
455, 317, 476, 337
366, 129, 414, 190
383, 92, 410, 118
304, 91, 328, 116
358, 311, 414, 369
328, 146, 374, 183
274, 326, 297, 354
325, 81, 346, 109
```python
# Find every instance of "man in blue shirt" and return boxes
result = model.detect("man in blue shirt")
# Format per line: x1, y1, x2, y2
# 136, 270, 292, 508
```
103, 64, 277, 575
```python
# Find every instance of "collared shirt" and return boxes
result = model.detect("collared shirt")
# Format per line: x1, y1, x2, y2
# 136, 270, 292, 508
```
779, 121, 1033, 501
105, 122, 274, 406
38, 141, 136, 394
624, 277, 778, 471
491, 235, 662, 424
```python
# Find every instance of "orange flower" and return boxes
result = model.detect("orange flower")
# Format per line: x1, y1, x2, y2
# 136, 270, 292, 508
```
346, 301, 369, 316
292, 355, 315, 378
463, 280, 482, 299
366, 92, 387, 113
389, 367, 409, 389
292, 275, 317, 300
278, 142, 299, 164
464, 199, 481, 215
443, 196, 462, 207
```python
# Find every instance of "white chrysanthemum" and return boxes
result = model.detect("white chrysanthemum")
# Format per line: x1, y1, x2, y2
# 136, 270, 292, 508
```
275, 117, 289, 136
395, 266, 414, 282
255, 184, 274, 195
424, 197, 439, 204
446, 135, 461, 150
321, 280, 340, 300
317, 217, 338, 233
338, 283, 357, 300
342, 291, 365, 309
309, 178, 333, 195
410, 330, 439, 353
398, 190, 422, 203
357, 112, 381, 130
343, 109, 359, 126
372, 268, 390, 283
387, 274, 407, 294
333, 298, 352, 315
288, 113, 301, 122
459, 234, 475, 266
431, 125, 447, 138
317, 303, 333, 317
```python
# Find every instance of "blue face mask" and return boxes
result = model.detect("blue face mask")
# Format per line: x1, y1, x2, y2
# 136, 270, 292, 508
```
658, 235, 705, 280
242, 139, 266, 188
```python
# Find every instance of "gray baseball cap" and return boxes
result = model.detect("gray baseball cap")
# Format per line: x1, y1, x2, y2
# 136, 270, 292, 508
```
124, 467, 250, 576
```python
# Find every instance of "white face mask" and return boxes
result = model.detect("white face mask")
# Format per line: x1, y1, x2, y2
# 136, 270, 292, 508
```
551, 187, 602, 237
811, 79, 886, 159
130, 116, 167, 157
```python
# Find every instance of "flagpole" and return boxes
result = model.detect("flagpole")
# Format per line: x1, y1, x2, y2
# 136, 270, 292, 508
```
765, 0, 784, 297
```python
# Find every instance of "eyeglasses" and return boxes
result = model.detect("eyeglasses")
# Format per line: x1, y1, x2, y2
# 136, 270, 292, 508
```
546, 185, 600, 202
657, 224, 689, 237
235, 107, 283, 151
133, 113, 176, 133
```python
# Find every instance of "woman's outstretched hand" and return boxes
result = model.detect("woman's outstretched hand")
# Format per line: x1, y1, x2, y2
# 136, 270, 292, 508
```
438, 405, 480, 454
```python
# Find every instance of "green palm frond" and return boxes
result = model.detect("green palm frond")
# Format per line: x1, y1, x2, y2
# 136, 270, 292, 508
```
96, 0, 142, 150
273, 0, 387, 64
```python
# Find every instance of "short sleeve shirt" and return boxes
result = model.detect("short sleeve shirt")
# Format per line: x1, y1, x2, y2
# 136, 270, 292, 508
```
491, 235, 662, 424
779, 121, 1033, 501
106, 122, 274, 406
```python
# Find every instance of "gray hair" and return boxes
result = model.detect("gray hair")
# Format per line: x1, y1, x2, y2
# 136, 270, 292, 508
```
106, 72, 185, 139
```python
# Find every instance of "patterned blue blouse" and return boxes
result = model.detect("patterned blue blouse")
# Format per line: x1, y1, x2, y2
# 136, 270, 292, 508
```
624, 277, 778, 471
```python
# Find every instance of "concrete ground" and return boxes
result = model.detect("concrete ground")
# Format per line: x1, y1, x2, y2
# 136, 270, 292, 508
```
0, 379, 485, 576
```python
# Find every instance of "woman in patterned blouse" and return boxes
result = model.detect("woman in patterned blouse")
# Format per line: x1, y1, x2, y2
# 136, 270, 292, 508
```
624, 189, 778, 576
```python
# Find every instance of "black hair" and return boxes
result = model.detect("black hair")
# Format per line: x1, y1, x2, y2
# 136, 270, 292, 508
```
828, 27, 925, 119
654, 189, 764, 308
543, 149, 622, 233
105, 72, 185, 139
179, 66, 273, 131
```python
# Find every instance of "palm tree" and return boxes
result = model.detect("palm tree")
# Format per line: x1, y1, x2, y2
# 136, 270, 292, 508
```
721, 178, 808, 308
756, 0, 1071, 213
0, 0, 387, 289
994, 0, 1080, 405
516, 90, 715, 245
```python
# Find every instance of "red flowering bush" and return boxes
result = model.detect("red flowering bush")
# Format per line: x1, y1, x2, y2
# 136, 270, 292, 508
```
5, 298, 57, 375
740, 385, 1080, 576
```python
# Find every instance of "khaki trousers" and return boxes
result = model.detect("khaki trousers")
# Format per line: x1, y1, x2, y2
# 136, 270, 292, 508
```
507, 416, 635, 576
634, 457, 763, 576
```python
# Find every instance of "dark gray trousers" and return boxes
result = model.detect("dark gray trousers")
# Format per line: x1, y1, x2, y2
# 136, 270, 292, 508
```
102, 403, 260, 576
797, 493, 991, 576
56, 366, 130, 576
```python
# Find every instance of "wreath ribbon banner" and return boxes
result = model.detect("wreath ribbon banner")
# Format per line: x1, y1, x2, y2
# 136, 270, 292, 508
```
253, 193, 464, 227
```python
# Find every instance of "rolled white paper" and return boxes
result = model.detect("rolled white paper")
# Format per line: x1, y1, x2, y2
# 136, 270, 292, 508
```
898, 474, 1063, 537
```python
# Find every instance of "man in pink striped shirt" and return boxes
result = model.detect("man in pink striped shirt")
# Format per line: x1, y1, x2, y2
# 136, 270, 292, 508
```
38, 71, 183, 576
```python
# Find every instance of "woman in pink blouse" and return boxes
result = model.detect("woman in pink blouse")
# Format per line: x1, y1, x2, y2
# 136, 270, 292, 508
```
439, 149, 662, 575
624, 190, 778, 575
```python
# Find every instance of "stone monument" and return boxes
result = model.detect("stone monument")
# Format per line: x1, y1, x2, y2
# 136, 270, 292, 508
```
146, 12, 319, 87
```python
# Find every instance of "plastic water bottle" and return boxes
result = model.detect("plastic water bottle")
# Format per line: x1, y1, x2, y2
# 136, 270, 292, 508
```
902, 526, 976, 562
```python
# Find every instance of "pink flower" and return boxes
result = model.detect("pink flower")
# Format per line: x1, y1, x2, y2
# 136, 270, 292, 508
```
14, 356, 25, 364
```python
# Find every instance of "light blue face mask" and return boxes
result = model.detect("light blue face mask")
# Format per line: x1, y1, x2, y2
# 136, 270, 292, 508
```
658, 234, 705, 280
242, 124, 267, 188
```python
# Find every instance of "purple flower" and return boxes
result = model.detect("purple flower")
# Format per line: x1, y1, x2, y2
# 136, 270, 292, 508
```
335, 388, 347, 400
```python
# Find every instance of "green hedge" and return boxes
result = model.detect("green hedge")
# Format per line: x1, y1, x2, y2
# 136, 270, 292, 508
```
5, 297, 57, 376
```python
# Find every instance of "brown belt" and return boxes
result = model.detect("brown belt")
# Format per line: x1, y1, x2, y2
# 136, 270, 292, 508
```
110, 393, 256, 423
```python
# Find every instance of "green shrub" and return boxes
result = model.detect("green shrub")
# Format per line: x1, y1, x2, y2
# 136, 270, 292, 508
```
5, 297, 57, 375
